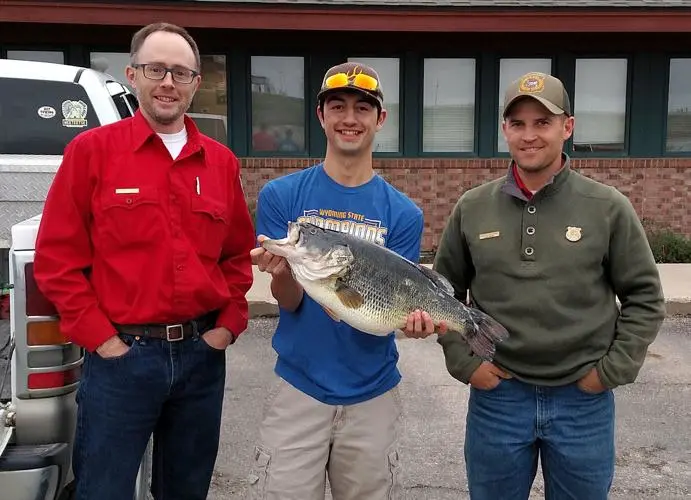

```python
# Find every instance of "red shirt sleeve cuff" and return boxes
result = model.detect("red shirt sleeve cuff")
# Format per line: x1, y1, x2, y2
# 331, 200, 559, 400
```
215, 302, 248, 342
68, 308, 119, 353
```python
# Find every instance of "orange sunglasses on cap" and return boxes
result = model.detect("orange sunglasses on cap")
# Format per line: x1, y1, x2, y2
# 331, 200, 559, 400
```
324, 71, 379, 92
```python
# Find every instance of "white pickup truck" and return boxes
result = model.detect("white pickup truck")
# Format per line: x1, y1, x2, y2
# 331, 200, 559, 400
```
0, 59, 150, 500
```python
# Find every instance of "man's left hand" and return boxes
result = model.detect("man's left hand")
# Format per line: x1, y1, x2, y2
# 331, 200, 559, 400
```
401, 310, 448, 339
577, 367, 607, 394
202, 327, 234, 350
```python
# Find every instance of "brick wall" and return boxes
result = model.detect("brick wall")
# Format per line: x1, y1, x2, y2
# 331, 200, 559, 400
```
240, 158, 691, 252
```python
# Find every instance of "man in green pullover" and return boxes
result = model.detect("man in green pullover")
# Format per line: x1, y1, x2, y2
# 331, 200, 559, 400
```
434, 71, 666, 500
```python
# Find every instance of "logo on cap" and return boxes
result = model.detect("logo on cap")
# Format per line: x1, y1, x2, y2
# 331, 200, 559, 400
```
518, 74, 545, 94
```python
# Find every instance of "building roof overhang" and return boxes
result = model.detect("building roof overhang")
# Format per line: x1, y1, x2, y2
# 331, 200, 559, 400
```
4, 1, 691, 32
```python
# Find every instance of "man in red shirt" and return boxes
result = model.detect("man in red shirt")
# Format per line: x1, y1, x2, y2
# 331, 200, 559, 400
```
33, 22, 254, 500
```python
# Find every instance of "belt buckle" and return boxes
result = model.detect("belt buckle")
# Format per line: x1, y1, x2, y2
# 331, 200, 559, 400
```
166, 324, 184, 342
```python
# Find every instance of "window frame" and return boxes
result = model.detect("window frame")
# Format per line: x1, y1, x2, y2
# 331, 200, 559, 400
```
661, 53, 691, 157
568, 54, 633, 159
246, 52, 311, 158
417, 54, 480, 158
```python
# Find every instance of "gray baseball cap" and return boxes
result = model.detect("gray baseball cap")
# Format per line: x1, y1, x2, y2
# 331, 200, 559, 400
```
317, 61, 384, 108
503, 72, 571, 117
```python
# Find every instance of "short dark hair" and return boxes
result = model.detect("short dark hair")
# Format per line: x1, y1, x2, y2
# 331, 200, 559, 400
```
318, 91, 382, 119
129, 22, 201, 71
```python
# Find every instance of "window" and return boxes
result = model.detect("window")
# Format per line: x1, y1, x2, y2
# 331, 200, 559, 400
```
189, 55, 228, 146
348, 57, 400, 153
573, 58, 628, 153
250, 56, 305, 153
90, 52, 130, 87
497, 58, 552, 152
91, 52, 229, 145
0, 77, 101, 155
6, 50, 64, 64
422, 58, 476, 153
666, 58, 691, 153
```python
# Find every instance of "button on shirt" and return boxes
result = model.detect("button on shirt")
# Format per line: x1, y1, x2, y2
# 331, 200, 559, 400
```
34, 110, 255, 352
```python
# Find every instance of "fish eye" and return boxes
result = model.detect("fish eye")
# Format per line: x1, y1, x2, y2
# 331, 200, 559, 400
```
310, 228, 317, 235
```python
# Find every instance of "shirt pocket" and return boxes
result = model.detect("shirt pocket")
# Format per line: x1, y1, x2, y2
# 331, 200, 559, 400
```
189, 195, 229, 260
98, 187, 163, 247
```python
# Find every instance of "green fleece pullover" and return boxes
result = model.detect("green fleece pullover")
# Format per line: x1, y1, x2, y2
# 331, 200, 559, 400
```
434, 155, 666, 388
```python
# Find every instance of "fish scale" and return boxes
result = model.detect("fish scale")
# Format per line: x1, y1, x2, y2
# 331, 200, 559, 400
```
339, 240, 473, 334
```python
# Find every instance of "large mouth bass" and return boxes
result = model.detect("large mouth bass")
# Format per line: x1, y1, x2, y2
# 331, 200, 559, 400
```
262, 222, 509, 361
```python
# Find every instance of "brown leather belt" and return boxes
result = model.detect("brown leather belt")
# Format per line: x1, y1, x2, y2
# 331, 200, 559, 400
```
114, 312, 217, 342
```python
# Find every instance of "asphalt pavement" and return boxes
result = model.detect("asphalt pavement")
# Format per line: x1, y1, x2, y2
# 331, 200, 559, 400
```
1, 317, 689, 499
211, 316, 691, 500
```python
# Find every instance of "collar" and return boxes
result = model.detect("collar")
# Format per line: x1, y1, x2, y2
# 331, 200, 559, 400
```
131, 109, 205, 157
512, 163, 535, 200
501, 153, 571, 202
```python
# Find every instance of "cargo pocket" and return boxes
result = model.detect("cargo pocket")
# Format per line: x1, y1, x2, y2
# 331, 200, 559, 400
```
262, 376, 286, 421
387, 448, 402, 499
247, 445, 272, 500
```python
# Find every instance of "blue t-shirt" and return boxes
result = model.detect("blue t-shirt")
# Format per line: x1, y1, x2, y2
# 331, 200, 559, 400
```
255, 164, 423, 405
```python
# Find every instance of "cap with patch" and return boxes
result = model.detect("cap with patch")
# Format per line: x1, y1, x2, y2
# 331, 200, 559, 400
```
317, 62, 384, 107
503, 72, 571, 117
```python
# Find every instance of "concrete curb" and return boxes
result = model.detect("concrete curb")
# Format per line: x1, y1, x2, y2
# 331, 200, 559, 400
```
248, 301, 279, 318
246, 264, 691, 319
665, 299, 691, 316
249, 299, 691, 319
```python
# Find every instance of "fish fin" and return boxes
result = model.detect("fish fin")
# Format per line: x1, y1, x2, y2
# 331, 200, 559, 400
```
416, 265, 455, 295
459, 308, 510, 362
322, 305, 341, 322
335, 281, 364, 309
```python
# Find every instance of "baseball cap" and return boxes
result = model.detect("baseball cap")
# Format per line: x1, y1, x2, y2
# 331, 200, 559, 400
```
503, 72, 571, 117
317, 62, 384, 108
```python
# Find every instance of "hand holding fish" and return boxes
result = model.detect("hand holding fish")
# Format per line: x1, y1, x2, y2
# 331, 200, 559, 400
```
251, 235, 291, 277
251, 235, 304, 312
401, 309, 448, 339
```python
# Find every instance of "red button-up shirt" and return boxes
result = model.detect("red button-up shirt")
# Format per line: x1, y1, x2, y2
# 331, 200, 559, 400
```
34, 110, 254, 352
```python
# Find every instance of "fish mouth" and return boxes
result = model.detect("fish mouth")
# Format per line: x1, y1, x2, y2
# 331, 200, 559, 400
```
261, 222, 353, 281
261, 221, 302, 258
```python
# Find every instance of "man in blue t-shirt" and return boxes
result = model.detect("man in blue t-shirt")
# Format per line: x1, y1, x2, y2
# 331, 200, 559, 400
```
249, 61, 445, 499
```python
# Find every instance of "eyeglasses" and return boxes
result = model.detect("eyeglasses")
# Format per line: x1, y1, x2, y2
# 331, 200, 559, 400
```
324, 71, 379, 93
132, 63, 199, 84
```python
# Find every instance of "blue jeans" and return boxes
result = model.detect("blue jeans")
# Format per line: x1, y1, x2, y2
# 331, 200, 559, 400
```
72, 332, 226, 500
465, 378, 615, 500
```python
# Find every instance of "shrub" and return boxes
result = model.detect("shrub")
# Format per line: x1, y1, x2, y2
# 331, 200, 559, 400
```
642, 219, 691, 263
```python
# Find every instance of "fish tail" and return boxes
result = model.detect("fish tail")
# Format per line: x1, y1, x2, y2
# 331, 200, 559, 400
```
457, 308, 509, 362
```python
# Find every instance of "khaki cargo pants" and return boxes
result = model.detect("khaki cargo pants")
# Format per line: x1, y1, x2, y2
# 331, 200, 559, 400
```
247, 376, 404, 500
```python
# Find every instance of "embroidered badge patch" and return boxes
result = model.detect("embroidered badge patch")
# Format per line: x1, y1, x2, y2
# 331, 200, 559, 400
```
518, 73, 545, 94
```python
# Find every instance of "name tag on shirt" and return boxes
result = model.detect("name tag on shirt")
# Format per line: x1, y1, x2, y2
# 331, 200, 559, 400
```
479, 231, 500, 240
115, 188, 140, 194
